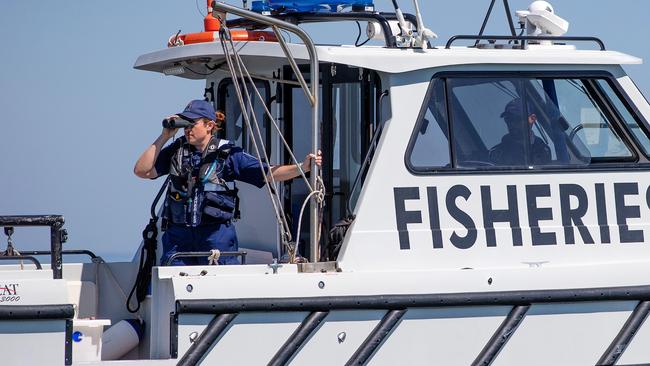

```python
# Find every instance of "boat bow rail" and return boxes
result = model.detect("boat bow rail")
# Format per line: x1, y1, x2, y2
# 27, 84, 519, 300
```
0, 215, 67, 279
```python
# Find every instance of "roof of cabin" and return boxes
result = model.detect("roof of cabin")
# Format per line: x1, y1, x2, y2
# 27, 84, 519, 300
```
134, 41, 642, 79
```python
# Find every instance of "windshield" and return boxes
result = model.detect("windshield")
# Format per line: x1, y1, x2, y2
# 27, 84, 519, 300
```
409, 75, 650, 170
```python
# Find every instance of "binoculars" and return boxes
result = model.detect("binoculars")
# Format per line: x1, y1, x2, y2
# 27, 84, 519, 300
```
162, 117, 194, 129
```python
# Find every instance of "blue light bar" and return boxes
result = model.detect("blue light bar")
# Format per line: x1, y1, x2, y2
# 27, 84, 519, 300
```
251, 0, 375, 14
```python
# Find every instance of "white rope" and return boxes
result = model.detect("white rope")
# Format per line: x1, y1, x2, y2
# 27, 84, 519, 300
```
14, 248, 24, 271
208, 249, 221, 265
4, 233, 24, 270
227, 37, 313, 190
219, 26, 326, 263
219, 33, 293, 245
294, 176, 325, 260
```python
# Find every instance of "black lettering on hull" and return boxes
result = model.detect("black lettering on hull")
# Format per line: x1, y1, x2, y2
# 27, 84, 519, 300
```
481, 185, 522, 247
427, 187, 444, 249
559, 184, 594, 244
446, 185, 477, 249
595, 183, 611, 244
526, 185, 556, 246
394, 187, 422, 250
615, 183, 644, 243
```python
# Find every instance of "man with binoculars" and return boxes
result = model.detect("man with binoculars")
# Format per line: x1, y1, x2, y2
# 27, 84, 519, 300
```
134, 99, 321, 265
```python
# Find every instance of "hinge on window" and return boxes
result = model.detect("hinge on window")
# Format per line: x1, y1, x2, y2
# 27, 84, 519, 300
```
359, 68, 364, 81
331, 64, 337, 77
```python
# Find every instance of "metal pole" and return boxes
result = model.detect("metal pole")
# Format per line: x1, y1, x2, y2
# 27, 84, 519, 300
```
50, 224, 63, 279
212, 2, 321, 262
272, 26, 314, 106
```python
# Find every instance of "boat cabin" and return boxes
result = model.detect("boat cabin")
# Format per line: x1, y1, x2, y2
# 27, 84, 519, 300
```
3, 1, 650, 365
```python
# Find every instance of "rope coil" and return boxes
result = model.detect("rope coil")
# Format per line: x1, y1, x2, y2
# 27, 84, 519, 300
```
208, 249, 221, 265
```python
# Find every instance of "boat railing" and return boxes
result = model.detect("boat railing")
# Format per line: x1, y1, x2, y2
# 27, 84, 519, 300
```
213, 1, 321, 263
163, 250, 248, 266
0, 255, 43, 269
226, 11, 420, 48
0, 215, 66, 279
445, 34, 607, 50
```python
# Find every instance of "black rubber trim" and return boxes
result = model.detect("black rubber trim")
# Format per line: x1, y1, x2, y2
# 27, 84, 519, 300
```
446, 35, 606, 50
0, 215, 64, 226
346, 309, 407, 366
473, 305, 530, 366
0, 215, 66, 279
65, 319, 73, 365
269, 311, 329, 366
20, 250, 99, 261
0, 304, 74, 320
597, 301, 650, 366
0, 255, 43, 269
170, 313, 179, 359
176, 313, 238, 366
176, 285, 650, 314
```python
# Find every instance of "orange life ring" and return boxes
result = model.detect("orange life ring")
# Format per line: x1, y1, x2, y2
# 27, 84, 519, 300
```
168, 30, 278, 47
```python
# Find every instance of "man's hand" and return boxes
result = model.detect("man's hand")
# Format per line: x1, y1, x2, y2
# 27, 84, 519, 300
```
302, 150, 323, 173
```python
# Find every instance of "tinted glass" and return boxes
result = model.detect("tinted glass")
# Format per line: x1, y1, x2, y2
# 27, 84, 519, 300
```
550, 79, 631, 160
223, 80, 269, 153
409, 79, 451, 169
596, 79, 650, 155
444, 77, 633, 169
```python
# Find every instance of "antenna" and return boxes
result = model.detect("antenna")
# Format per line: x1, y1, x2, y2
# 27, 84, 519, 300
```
389, 0, 437, 49
412, 0, 437, 49
477, 0, 518, 40
390, 0, 412, 39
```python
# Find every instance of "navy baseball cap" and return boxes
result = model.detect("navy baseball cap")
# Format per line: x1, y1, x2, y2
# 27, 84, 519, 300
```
178, 100, 216, 121
500, 98, 524, 118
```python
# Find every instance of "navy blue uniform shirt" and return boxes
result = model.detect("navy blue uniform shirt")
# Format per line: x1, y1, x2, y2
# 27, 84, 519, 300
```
154, 139, 269, 265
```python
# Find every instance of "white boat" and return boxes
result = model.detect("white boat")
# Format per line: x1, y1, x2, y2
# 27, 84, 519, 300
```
2, 1, 650, 365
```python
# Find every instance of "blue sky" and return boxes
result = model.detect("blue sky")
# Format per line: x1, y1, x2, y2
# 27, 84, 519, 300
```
1, 0, 649, 261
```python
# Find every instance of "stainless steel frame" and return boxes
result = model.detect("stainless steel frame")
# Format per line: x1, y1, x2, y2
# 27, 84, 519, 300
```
213, 2, 321, 262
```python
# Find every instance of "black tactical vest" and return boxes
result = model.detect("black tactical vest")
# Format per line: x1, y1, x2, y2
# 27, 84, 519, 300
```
164, 136, 239, 227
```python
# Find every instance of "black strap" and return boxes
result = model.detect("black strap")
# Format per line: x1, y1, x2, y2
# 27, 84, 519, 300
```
126, 220, 158, 313
127, 177, 169, 314
233, 186, 241, 221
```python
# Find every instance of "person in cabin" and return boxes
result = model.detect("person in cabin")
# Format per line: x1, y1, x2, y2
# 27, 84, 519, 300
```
489, 98, 552, 166
134, 99, 321, 265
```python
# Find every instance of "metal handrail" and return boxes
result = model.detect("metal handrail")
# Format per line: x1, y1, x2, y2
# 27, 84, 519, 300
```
164, 250, 247, 266
0, 215, 66, 279
226, 11, 421, 48
446, 34, 606, 50
0, 255, 43, 269
19, 249, 100, 261
213, 2, 321, 263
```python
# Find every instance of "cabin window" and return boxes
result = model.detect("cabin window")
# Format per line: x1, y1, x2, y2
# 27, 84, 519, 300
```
408, 78, 451, 169
281, 64, 380, 259
217, 78, 271, 154
595, 79, 650, 156
409, 75, 642, 172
